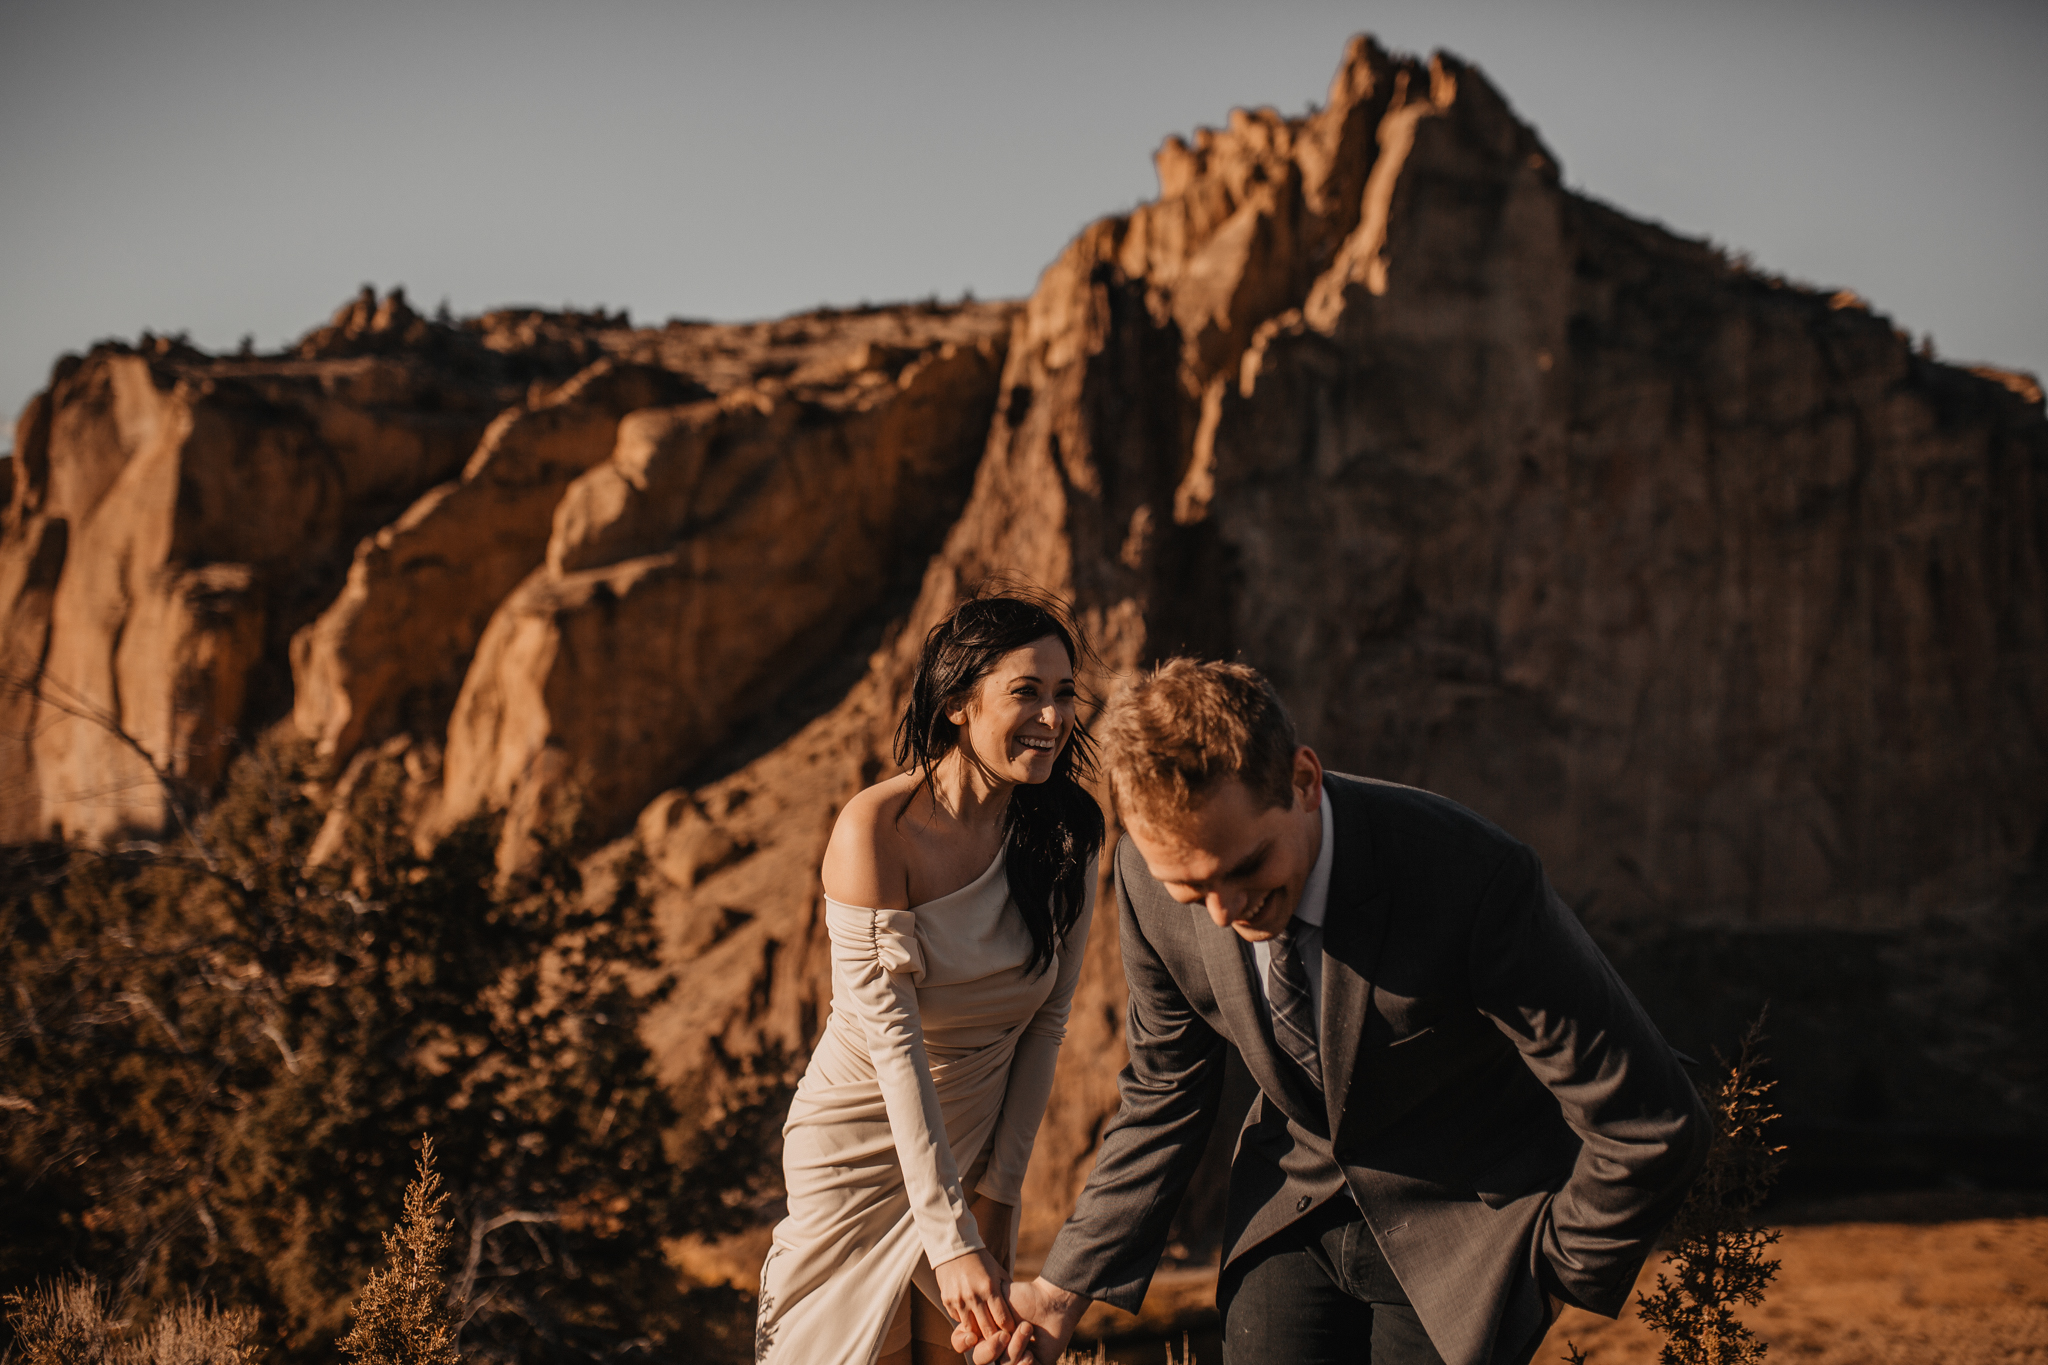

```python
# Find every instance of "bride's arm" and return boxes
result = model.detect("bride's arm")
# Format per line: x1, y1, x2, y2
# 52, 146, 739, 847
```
974, 856, 1100, 1211
822, 791, 1016, 1342
821, 789, 982, 1262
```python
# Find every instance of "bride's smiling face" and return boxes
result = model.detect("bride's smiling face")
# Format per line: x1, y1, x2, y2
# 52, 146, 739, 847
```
946, 635, 1078, 786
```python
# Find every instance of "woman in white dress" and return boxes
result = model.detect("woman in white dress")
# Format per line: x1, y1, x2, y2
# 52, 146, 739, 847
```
755, 591, 1106, 1365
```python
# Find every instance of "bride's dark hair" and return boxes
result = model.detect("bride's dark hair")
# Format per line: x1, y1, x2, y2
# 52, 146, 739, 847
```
895, 584, 1105, 977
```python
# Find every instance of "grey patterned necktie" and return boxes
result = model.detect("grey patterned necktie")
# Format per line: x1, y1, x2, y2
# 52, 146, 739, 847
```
1266, 917, 1323, 1093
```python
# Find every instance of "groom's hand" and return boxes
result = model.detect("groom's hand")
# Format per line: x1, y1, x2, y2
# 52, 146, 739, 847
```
982, 1277, 1088, 1364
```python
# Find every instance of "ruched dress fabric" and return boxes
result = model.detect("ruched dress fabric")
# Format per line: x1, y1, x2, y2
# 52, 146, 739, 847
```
755, 847, 1096, 1365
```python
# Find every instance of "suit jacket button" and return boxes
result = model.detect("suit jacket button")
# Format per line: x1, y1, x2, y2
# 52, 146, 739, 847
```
1296, 1195, 1312, 1212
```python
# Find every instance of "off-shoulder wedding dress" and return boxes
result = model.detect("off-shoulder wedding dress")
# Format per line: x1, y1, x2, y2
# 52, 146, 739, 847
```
755, 845, 1096, 1364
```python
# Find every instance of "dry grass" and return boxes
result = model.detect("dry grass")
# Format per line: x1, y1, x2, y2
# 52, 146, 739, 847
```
1055, 1335, 1194, 1364
2, 1277, 261, 1365
3, 1279, 119, 1365
121, 1300, 263, 1365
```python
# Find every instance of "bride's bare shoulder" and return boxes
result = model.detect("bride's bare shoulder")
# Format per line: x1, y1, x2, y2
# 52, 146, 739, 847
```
821, 773, 922, 909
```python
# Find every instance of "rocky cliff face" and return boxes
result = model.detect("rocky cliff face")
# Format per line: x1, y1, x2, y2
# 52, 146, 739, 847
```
1, 292, 1013, 852
3, 34, 2042, 1275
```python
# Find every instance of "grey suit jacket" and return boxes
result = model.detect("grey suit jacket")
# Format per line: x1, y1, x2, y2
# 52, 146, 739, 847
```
1038, 774, 1709, 1365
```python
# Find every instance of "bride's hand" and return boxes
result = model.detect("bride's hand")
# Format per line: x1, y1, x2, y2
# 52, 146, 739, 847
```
934, 1247, 1016, 1347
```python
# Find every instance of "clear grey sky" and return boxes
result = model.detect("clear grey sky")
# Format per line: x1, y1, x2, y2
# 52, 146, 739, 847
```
5, 0, 2043, 454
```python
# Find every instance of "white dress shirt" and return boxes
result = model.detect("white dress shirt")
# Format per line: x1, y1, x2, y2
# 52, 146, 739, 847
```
1252, 793, 1335, 1031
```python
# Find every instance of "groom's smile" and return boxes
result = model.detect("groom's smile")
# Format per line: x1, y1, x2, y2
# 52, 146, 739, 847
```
1123, 751, 1325, 943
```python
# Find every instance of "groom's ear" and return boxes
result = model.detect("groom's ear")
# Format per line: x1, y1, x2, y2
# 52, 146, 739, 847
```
1293, 746, 1325, 811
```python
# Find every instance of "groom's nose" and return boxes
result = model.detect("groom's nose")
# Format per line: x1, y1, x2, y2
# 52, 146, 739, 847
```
1204, 889, 1246, 927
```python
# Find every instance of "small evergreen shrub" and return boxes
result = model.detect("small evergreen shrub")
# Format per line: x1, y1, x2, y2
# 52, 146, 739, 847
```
1635, 1014, 1785, 1365
337, 1141, 460, 1365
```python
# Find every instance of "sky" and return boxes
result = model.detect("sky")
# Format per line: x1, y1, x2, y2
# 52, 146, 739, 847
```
4, 0, 2044, 453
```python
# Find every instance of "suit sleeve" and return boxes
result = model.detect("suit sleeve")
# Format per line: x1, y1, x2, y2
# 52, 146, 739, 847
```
1037, 852, 1227, 1312
1469, 845, 1711, 1316
826, 899, 985, 1268
975, 859, 1100, 1205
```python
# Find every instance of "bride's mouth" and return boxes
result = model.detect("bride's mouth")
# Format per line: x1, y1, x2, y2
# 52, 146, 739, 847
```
1016, 734, 1057, 753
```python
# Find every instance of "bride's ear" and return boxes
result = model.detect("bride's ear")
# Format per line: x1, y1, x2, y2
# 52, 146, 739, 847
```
945, 689, 976, 729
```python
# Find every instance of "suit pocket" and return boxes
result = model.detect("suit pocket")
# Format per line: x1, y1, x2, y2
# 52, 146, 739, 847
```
1470, 1121, 1575, 1210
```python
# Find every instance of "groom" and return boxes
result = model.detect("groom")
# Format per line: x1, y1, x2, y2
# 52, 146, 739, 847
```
972, 660, 1708, 1365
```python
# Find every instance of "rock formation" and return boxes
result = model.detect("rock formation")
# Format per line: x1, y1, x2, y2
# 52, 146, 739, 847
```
290, 357, 706, 773
429, 329, 1007, 864
0, 307, 511, 844
2, 33, 2042, 1280
1, 293, 1013, 850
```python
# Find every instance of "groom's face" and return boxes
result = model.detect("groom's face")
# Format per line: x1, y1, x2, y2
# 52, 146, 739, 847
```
1124, 748, 1325, 942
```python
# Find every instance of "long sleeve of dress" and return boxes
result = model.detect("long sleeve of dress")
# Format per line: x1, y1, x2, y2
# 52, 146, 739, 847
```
975, 861, 1099, 1206
824, 898, 985, 1268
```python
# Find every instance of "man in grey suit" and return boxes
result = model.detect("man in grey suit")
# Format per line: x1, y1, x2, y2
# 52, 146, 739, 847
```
971, 660, 1708, 1365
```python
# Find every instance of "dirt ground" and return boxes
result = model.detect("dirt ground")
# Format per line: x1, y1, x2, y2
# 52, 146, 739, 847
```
675, 1193, 2048, 1363
1063, 1193, 2048, 1364
1540, 1195, 2048, 1365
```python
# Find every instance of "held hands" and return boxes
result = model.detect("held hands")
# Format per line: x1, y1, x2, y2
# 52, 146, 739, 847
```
933, 1247, 1016, 1352
949, 1277, 1089, 1364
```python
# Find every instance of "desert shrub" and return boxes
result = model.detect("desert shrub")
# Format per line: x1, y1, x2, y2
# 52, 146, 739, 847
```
1635, 1015, 1785, 1365
2, 1277, 260, 1365
1, 738, 741, 1363
3, 1278, 119, 1365
125, 1297, 264, 1365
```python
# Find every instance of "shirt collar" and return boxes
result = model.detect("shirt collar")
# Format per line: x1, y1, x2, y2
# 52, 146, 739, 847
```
1294, 790, 1335, 930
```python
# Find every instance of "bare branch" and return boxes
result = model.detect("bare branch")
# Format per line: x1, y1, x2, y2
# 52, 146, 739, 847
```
117, 990, 193, 1055
258, 1017, 302, 1074
0, 664, 224, 875
454, 1209, 560, 1311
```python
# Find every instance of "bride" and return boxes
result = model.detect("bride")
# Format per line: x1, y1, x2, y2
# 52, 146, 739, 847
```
755, 589, 1106, 1365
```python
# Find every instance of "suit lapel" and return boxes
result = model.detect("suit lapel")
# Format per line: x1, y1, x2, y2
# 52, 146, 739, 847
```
1195, 917, 1325, 1129
1319, 776, 1389, 1141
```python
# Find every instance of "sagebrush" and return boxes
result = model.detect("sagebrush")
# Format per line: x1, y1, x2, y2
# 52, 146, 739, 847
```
2, 1276, 261, 1365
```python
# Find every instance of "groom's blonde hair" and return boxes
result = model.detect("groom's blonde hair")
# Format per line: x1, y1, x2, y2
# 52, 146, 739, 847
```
1101, 659, 1299, 824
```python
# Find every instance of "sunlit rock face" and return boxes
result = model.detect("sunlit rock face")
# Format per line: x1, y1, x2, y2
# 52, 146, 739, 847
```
429, 332, 1008, 867
0, 294, 1014, 849
0, 308, 506, 844
2, 34, 2042, 1262
290, 357, 708, 775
